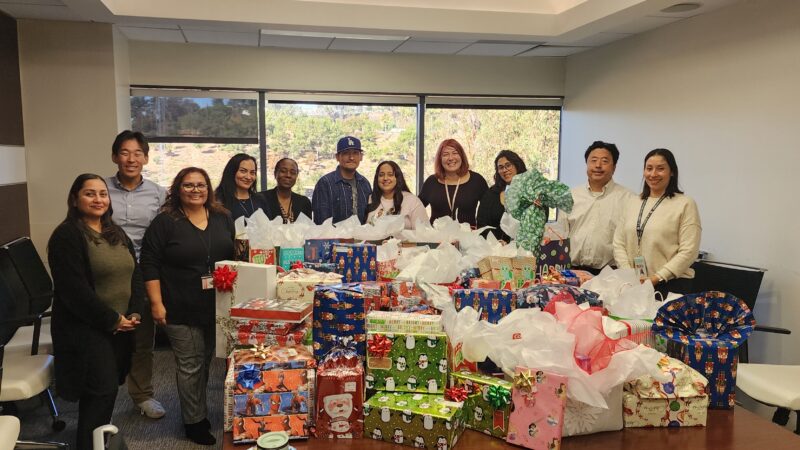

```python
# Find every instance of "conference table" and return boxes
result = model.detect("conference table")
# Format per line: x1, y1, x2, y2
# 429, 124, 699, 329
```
223, 407, 800, 449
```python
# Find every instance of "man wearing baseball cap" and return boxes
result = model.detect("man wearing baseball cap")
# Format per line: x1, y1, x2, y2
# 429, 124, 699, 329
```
312, 136, 373, 224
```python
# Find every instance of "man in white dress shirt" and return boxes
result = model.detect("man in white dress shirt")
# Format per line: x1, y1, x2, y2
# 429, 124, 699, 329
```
558, 141, 634, 274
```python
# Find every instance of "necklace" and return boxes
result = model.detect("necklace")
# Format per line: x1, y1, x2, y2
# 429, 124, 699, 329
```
278, 194, 294, 224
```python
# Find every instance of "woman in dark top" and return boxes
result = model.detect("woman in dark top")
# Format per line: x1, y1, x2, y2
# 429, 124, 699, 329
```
140, 167, 234, 446
477, 150, 528, 242
47, 174, 143, 450
261, 157, 313, 223
215, 153, 269, 221
419, 138, 489, 227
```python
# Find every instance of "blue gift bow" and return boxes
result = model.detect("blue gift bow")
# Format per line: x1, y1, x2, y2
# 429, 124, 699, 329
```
236, 365, 262, 390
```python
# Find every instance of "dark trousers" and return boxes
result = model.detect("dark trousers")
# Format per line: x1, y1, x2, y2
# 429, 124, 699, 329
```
127, 297, 156, 404
163, 322, 215, 424
76, 391, 117, 450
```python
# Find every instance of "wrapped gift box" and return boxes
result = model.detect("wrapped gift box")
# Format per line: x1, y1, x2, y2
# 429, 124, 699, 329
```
313, 284, 366, 359
516, 284, 601, 311
366, 311, 443, 335
303, 262, 337, 273
315, 343, 365, 439
250, 248, 276, 265
233, 390, 310, 417
666, 338, 738, 409
277, 247, 305, 270
232, 415, 310, 443
305, 239, 341, 263
231, 344, 316, 372
362, 281, 391, 313
604, 317, 656, 348
364, 392, 465, 449
333, 243, 378, 282
214, 261, 278, 358
450, 370, 513, 438
452, 289, 516, 324
388, 281, 430, 312
366, 332, 448, 394
277, 269, 343, 303
477, 256, 514, 282
233, 325, 308, 348
563, 384, 623, 437
224, 356, 236, 431
512, 256, 537, 286
234, 317, 307, 336
506, 368, 567, 450
447, 341, 478, 373
623, 356, 709, 427
230, 298, 312, 322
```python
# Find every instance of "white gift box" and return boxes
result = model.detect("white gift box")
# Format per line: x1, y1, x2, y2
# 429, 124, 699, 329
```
563, 383, 624, 437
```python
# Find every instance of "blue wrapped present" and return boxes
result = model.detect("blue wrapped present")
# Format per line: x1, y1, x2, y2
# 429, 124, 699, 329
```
652, 291, 755, 409
304, 239, 339, 263
313, 283, 366, 359
332, 243, 377, 282
452, 288, 516, 324
515, 284, 601, 310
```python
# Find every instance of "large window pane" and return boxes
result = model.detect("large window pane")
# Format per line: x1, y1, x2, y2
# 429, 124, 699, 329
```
141, 143, 259, 189
424, 108, 561, 184
131, 95, 258, 138
264, 103, 417, 197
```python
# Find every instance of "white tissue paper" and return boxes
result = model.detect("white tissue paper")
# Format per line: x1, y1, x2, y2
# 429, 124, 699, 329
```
234, 216, 247, 239
352, 215, 405, 241
500, 212, 520, 240
305, 217, 337, 239
582, 267, 661, 320
395, 242, 466, 283
376, 238, 401, 263
244, 209, 275, 249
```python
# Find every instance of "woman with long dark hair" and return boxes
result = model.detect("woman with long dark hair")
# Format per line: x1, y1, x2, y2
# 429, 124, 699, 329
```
477, 150, 528, 242
140, 167, 234, 445
613, 148, 701, 296
261, 157, 313, 223
419, 139, 488, 226
47, 174, 143, 449
366, 161, 428, 229
215, 153, 269, 220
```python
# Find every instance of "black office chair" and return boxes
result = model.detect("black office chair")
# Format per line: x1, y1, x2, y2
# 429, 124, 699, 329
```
1, 237, 53, 316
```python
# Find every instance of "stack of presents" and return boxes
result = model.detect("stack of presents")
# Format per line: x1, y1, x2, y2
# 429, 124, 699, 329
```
216, 234, 756, 448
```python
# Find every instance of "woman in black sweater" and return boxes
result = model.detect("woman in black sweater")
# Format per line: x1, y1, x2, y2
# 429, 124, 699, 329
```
48, 174, 143, 450
261, 157, 313, 223
214, 153, 269, 221
477, 150, 528, 242
140, 167, 234, 445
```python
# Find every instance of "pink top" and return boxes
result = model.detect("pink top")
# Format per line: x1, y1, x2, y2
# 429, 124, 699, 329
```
366, 191, 429, 230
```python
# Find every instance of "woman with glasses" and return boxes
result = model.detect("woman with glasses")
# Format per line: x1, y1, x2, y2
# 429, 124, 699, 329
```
261, 157, 312, 223
366, 160, 428, 229
477, 150, 528, 242
214, 153, 269, 220
140, 167, 234, 446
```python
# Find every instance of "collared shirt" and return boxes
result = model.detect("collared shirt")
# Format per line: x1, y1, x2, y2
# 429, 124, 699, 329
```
557, 179, 635, 269
311, 168, 372, 225
106, 174, 166, 259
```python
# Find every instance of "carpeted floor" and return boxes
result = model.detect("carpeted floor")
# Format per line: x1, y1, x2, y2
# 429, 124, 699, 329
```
14, 349, 226, 449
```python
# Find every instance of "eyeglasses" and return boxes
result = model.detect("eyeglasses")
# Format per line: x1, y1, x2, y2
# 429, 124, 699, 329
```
497, 163, 515, 172
181, 183, 208, 192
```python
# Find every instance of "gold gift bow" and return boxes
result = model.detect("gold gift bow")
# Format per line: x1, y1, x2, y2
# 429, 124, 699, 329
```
513, 369, 534, 392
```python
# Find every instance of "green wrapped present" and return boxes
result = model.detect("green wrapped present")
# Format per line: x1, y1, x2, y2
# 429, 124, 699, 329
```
366, 332, 448, 394
364, 391, 465, 449
506, 169, 573, 255
450, 370, 513, 438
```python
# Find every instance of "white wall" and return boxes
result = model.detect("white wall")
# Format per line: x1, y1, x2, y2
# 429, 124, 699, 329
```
0, 145, 25, 185
562, 0, 800, 365
128, 41, 565, 96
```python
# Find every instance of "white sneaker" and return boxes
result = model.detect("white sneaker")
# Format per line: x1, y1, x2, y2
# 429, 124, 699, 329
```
137, 398, 166, 419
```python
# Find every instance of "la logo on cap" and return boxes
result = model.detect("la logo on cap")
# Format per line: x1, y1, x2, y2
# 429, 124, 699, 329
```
348, 138, 354, 146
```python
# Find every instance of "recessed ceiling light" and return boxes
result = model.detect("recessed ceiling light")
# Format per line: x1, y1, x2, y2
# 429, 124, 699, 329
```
261, 29, 408, 41
660, 2, 702, 13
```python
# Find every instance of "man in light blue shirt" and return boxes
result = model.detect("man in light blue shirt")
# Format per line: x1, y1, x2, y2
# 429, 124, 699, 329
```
106, 130, 167, 419
312, 136, 372, 224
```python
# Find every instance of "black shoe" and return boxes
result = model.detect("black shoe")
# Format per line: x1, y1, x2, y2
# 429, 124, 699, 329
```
200, 418, 211, 430
185, 421, 216, 445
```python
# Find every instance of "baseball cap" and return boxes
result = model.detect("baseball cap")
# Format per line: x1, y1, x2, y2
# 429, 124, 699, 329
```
336, 136, 362, 154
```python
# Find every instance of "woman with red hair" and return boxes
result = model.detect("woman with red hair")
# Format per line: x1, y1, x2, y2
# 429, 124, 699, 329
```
419, 139, 488, 226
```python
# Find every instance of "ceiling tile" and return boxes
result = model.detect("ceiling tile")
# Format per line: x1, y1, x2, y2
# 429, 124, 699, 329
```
259, 34, 333, 50
393, 40, 472, 54
457, 42, 537, 56
0, 3, 82, 21
607, 16, 680, 34
182, 29, 258, 47
328, 38, 406, 52
516, 45, 590, 57
118, 26, 185, 43
566, 32, 631, 47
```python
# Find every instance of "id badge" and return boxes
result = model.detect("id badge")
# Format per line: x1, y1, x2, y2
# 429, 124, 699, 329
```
633, 255, 648, 279
201, 274, 214, 290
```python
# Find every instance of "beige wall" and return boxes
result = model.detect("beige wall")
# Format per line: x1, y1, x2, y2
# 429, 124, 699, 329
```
128, 40, 565, 96
561, 0, 800, 367
18, 20, 123, 253
113, 27, 131, 133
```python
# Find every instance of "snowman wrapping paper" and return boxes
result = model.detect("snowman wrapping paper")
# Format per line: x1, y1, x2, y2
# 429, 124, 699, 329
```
363, 391, 465, 450
366, 332, 448, 394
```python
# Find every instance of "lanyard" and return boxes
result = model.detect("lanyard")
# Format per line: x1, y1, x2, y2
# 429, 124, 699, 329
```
636, 195, 666, 248
182, 207, 213, 273
444, 178, 461, 220
238, 197, 254, 217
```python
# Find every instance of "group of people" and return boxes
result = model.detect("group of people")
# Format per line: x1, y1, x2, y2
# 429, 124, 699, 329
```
46, 129, 700, 448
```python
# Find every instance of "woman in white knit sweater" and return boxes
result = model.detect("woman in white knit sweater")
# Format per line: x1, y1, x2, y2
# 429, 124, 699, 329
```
613, 148, 701, 296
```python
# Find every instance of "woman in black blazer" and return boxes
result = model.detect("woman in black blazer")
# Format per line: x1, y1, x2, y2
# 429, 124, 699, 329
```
260, 157, 313, 223
48, 173, 143, 450
476, 150, 528, 242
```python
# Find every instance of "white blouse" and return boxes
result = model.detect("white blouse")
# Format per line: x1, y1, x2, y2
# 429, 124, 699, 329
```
367, 191, 429, 230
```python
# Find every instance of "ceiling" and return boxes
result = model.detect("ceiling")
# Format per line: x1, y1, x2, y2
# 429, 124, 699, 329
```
0, 0, 742, 57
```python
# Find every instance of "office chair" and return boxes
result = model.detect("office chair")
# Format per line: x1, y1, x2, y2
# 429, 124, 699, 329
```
0, 415, 20, 450
691, 260, 796, 433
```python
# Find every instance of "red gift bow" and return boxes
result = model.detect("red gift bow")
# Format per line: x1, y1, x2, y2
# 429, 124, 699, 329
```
290, 261, 305, 270
445, 387, 469, 402
367, 334, 393, 358
212, 265, 237, 292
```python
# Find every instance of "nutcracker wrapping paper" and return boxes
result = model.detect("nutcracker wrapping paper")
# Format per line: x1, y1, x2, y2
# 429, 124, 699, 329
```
313, 284, 367, 359
304, 239, 341, 263
333, 243, 378, 282
364, 392, 465, 450
214, 261, 278, 358
366, 311, 443, 335
506, 367, 567, 450
365, 332, 448, 394
652, 291, 755, 409
516, 284, 601, 311
623, 356, 709, 427
315, 339, 365, 439
452, 289, 516, 324
276, 268, 343, 303
449, 370, 513, 438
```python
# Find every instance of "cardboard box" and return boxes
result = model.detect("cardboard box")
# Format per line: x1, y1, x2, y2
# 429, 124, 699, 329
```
452, 289, 516, 324
363, 392, 465, 449
333, 243, 378, 282
313, 284, 366, 359
366, 332, 448, 394
450, 370, 513, 438
506, 368, 567, 450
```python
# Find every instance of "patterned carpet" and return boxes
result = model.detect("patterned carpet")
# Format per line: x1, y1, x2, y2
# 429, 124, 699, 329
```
15, 349, 226, 449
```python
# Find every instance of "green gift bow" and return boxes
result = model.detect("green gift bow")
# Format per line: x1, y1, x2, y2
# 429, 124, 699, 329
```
506, 169, 573, 255
487, 385, 511, 409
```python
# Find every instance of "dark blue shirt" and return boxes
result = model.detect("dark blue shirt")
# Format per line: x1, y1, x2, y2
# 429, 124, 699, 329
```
311, 168, 372, 224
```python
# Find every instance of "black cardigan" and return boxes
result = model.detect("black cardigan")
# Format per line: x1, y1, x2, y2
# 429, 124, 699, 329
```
47, 221, 144, 400
260, 188, 313, 223
476, 185, 512, 242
